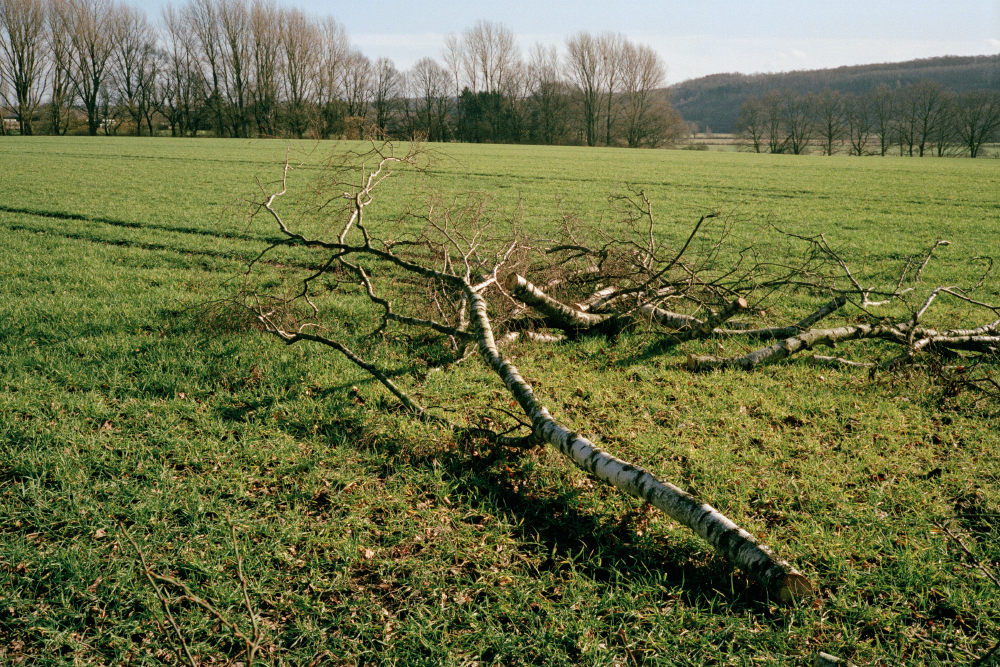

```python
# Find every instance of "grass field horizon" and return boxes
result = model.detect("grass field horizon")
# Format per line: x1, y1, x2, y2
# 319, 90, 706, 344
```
1, 136, 998, 665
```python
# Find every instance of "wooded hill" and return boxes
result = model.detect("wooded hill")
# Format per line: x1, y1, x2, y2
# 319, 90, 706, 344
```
671, 55, 1000, 134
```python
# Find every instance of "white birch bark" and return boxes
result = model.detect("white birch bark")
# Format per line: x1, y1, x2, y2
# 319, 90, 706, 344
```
688, 322, 894, 371
505, 273, 615, 330
689, 318, 999, 372
467, 286, 812, 602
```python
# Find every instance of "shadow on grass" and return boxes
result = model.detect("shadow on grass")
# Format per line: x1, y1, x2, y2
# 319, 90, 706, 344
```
612, 334, 692, 369
303, 398, 782, 613
213, 396, 278, 422
0, 204, 272, 243
442, 446, 775, 611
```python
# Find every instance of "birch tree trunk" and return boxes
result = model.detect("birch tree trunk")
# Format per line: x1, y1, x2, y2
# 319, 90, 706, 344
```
467, 287, 812, 602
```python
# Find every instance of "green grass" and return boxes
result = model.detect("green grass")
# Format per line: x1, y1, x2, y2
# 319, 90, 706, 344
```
1, 137, 999, 665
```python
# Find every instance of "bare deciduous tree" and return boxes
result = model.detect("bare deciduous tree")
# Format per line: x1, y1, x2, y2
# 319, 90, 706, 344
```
462, 19, 520, 141
63, 0, 117, 136
110, 4, 158, 136
844, 92, 873, 156
899, 80, 950, 157
564, 31, 600, 147
45, 0, 74, 134
187, 0, 226, 135
597, 31, 623, 146
279, 6, 317, 139
0, 0, 48, 135
369, 56, 399, 137
814, 88, 846, 156
868, 83, 896, 157
463, 20, 518, 97
0, 53, 7, 134
218, 0, 252, 137
762, 90, 787, 154
525, 42, 570, 145
562, 30, 641, 147
735, 94, 765, 153
442, 32, 463, 99
930, 88, 956, 157
781, 91, 816, 155
619, 41, 668, 148
249, 0, 280, 137
0, 57, 8, 135
340, 47, 370, 122
952, 90, 1000, 158
314, 16, 349, 139
160, 4, 204, 137
408, 56, 451, 141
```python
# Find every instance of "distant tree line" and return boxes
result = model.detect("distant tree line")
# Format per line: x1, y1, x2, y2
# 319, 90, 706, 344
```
671, 55, 1000, 135
735, 82, 1000, 158
0, 0, 687, 147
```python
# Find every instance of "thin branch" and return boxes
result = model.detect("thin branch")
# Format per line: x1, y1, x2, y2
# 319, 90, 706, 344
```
257, 317, 533, 448
120, 527, 198, 667
936, 522, 1000, 589
914, 240, 950, 284
231, 523, 261, 666
936, 521, 1000, 667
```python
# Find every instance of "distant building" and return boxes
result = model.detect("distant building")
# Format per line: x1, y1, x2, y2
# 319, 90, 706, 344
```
3, 114, 19, 132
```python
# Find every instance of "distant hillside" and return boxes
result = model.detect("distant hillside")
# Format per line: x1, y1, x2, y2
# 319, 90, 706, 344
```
669, 55, 1000, 134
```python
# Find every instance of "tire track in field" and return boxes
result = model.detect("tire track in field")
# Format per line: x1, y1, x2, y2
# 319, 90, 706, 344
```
4, 145, 325, 169
421, 167, 843, 206
1, 218, 323, 273
0, 204, 278, 244
3, 221, 251, 265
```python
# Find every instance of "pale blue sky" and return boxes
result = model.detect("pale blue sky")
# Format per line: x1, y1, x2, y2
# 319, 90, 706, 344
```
140, 0, 1000, 83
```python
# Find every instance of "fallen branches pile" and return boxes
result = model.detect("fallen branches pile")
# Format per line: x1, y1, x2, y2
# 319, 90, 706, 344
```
501, 208, 998, 377
239, 141, 998, 602
239, 143, 814, 601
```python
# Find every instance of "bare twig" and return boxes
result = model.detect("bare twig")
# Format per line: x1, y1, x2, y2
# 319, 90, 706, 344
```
120, 527, 198, 667
230, 523, 261, 666
936, 521, 1000, 666
124, 523, 267, 666
936, 522, 1000, 589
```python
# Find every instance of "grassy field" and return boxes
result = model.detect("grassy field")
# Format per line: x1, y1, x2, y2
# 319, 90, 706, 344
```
1, 137, 999, 666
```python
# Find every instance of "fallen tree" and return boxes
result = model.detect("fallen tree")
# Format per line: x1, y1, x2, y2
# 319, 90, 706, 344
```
239, 142, 816, 601
239, 141, 998, 602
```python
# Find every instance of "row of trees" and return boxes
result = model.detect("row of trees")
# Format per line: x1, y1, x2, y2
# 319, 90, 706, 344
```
670, 55, 1000, 135
735, 81, 1000, 158
0, 0, 686, 146
443, 27, 686, 146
